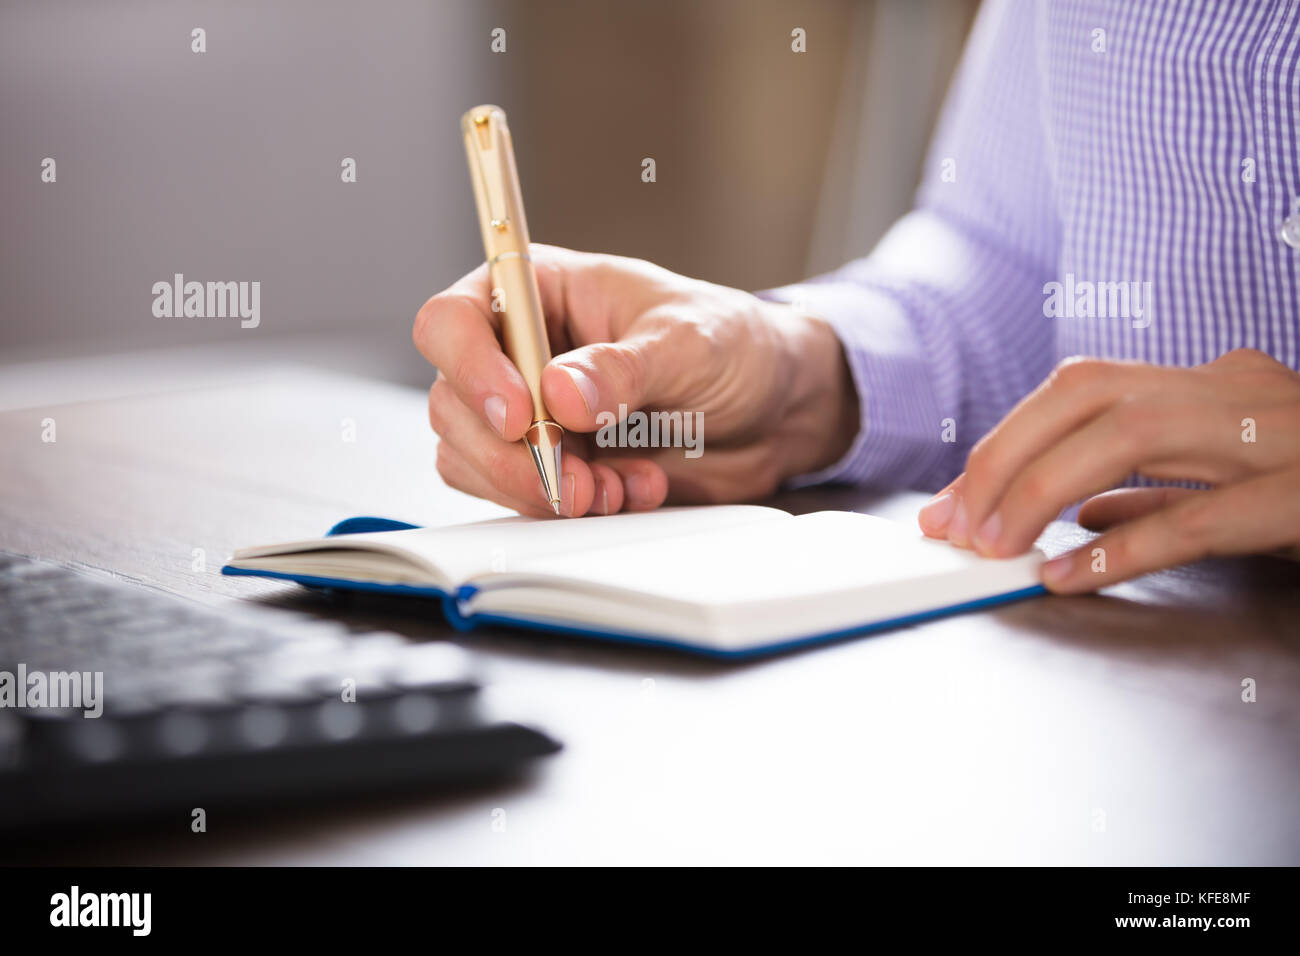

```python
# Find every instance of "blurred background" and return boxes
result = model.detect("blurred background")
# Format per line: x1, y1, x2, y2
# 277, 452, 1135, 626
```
0, 0, 976, 396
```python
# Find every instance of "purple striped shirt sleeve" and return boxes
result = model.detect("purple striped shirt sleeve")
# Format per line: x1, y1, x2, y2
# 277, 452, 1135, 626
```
762, 0, 1060, 492
762, 0, 1300, 492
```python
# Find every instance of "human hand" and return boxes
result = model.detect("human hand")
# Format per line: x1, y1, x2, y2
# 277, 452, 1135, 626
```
413, 244, 857, 517
917, 349, 1300, 591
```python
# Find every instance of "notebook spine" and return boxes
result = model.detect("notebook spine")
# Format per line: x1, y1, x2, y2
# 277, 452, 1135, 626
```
442, 586, 480, 632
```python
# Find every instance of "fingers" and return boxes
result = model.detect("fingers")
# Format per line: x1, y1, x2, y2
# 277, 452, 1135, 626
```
1077, 487, 1198, 530
587, 462, 626, 515
600, 458, 670, 510
955, 358, 1160, 545
416, 249, 706, 517
973, 399, 1249, 557
435, 442, 556, 519
415, 245, 797, 516
414, 246, 697, 452
429, 378, 597, 516
528, 244, 667, 339
413, 277, 535, 443
631, 441, 781, 504
919, 475, 964, 538
1040, 465, 1300, 593
937, 354, 1283, 558
430, 376, 675, 515
411, 246, 623, 445
541, 315, 714, 433
920, 350, 1300, 577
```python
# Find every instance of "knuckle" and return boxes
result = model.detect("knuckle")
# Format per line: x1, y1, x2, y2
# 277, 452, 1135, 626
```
1219, 346, 1271, 367
594, 341, 647, 402
426, 382, 449, 434
415, 292, 481, 355
1092, 530, 1123, 567
434, 446, 459, 487
683, 317, 725, 368
412, 296, 433, 328
963, 436, 1000, 487
412, 295, 449, 348
587, 256, 624, 290
1112, 395, 1160, 443
485, 445, 518, 496
449, 353, 479, 395
533, 260, 565, 298
1168, 494, 1217, 546
1051, 355, 1111, 390
412, 305, 431, 351
1096, 533, 1130, 571
1016, 468, 1052, 507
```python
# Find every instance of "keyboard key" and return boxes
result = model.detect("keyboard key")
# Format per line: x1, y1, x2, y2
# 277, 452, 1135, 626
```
0, 551, 560, 829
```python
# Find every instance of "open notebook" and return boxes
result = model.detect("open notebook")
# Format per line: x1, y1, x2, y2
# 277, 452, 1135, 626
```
223, 506, 1046, 658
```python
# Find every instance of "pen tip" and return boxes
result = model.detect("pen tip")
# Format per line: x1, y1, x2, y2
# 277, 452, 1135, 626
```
525, 421, 565, 518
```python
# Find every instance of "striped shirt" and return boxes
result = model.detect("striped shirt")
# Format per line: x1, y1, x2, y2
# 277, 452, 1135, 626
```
765, 0, 1300, 492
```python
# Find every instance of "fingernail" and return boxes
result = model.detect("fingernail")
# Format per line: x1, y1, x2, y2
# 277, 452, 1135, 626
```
948, 499, 970, 547
919, 491, 956, 533
594, 478, 611, 516
974, 511, 1001, 554
556, 364, 599, 415
1042, 553, 1074, 586
560, 473, 576, 517
483, 394, 508, 437
624, 473, 651, 507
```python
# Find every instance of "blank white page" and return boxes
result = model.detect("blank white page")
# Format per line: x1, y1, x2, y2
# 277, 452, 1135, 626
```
493, 511, 1041, 608
232, 505, 789, 587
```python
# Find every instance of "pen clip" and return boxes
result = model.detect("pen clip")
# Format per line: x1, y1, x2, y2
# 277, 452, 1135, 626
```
470, 111, 511, 233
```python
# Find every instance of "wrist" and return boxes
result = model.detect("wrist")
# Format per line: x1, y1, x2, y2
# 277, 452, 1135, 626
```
765, 302, 860, 481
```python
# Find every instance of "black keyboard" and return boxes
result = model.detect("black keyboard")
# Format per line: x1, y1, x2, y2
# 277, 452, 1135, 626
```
0, 551, 559, 830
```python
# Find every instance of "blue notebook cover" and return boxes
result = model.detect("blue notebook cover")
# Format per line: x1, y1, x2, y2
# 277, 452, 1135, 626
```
221, 515, 1047, 660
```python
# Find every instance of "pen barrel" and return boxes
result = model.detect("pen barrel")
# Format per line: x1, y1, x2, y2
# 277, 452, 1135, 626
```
490, 254, 553, 424
462, 104, 557, 430
461, 105, 532, 261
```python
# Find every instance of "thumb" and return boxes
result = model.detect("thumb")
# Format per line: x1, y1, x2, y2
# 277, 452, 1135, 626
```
541, 324, 690, 432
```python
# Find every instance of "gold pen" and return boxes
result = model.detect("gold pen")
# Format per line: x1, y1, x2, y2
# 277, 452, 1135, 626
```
461, 105, 563, 515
